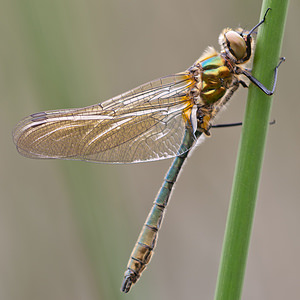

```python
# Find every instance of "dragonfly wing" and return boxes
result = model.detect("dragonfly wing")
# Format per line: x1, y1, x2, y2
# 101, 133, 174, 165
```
13, 73, 196, 163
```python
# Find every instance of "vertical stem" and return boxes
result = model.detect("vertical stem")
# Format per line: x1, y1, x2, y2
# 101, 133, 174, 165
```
214, 1, 289, 300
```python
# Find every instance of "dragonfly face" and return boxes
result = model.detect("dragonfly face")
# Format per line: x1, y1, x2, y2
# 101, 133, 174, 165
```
13, 8, 283, 293
220, 28, 253, 63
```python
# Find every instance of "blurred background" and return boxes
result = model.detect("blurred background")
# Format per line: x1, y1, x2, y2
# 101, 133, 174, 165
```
1, 1, 299, 299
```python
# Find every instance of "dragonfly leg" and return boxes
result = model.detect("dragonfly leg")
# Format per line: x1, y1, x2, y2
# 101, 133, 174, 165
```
211, 119, 275, 129
247, 8, 271, 36
239, 80, 248, 88
240, 57, 285, 95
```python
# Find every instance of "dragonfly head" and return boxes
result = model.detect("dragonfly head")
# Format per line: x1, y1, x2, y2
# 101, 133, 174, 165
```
219, 28, 254, 65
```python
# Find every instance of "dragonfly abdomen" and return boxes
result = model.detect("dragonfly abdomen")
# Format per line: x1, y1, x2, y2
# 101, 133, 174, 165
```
121, 131, 196, 293
121, 180, 174, 293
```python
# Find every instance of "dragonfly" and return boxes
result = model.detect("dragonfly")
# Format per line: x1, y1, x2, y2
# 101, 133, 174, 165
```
13, 9, 284, 293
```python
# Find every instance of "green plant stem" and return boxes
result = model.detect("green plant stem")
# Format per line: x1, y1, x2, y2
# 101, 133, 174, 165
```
214, 1, 289, 300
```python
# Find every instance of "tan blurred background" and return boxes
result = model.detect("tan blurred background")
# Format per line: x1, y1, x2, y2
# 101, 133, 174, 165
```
1, 1, 299, 300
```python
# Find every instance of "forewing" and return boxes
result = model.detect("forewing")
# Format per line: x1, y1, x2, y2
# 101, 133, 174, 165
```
13, 73, 196, 163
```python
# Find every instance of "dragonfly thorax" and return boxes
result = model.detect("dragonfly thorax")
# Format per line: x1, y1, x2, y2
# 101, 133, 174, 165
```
187, 48, 236, 136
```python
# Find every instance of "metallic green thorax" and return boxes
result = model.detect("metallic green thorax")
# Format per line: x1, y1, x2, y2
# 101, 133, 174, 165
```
199, 54, 232, 104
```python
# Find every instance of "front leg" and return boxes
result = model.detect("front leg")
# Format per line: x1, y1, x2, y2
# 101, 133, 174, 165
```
240, 57, 285, 95
239, 80, 248, 88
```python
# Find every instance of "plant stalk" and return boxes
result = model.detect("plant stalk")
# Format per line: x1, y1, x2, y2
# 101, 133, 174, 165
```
214, 1, 289, 299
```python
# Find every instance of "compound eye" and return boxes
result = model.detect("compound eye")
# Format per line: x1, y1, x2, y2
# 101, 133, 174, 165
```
225, 31, 247, 61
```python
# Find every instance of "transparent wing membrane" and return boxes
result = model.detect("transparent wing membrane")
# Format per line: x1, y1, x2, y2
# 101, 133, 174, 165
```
13, 73, 196, 163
